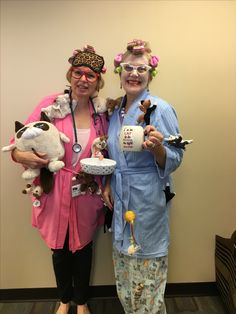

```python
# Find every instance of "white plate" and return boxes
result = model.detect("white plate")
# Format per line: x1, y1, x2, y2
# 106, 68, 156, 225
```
80, 158, 117, 175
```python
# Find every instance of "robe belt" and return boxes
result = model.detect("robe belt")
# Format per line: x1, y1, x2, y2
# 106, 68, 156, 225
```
113, 166, 157, 241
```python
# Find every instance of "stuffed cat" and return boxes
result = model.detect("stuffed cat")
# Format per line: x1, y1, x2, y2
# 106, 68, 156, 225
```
2, 112, 70, 194
41, 93, 72, 120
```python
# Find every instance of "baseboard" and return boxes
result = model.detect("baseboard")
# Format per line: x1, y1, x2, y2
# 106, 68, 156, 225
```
165, 282, 218, 297
0, 282, 218, 302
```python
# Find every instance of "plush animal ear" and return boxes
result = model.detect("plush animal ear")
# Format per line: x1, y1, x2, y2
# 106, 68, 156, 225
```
15, 121, 25, 132
40, 111, 51, 123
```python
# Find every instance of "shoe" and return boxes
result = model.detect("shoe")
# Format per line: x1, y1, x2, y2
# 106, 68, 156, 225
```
56, 302, 70, 314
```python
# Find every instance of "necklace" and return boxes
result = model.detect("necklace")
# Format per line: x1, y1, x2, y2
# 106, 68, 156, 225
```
119, 95, 127, 122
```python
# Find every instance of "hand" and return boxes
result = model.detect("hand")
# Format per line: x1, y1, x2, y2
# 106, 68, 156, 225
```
12, 148, 49, 169
143, 125, 164, 151
102, 181, 114, 210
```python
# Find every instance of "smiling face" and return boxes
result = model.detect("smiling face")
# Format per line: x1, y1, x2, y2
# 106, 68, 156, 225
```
70, 66, 99, 100
120, 54, 151, 98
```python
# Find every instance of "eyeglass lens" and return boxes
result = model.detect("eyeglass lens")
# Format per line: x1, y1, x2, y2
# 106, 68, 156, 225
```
122, 64, 150, 74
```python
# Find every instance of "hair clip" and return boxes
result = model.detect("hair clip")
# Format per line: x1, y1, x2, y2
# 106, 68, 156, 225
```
114, 53, 123, 67
114, 66, 122, 74
150, 55, 159, 68
132, 46, 145, 55
151, 69, 158, 78
127, 39, 145, 50
101, 66, 107, 74
83, 45, 96, 54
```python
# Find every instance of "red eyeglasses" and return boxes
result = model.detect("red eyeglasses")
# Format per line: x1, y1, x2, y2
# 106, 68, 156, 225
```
71, 68, 99, 83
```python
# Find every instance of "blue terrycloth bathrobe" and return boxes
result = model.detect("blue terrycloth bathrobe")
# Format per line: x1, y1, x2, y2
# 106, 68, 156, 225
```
107, 89, 184, 258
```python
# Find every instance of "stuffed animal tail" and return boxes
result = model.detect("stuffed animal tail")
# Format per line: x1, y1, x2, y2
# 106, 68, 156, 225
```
2, 144, 16, 152
40, 167, 54, 194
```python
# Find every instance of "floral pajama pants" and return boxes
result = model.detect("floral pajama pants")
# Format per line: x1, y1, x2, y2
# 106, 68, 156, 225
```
113, 249, 168, 314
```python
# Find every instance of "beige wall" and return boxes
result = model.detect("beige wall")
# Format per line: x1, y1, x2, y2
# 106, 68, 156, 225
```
1, 0, 236, 289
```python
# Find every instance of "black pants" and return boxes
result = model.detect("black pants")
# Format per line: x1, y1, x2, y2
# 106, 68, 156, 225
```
52, 232, 92, 305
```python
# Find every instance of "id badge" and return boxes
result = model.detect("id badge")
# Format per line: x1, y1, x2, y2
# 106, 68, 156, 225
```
71, 184, 82, 197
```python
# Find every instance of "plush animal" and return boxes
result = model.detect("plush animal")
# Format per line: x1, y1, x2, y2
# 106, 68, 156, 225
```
103, 205, 113, 233
91, 91, 107, 113
163, 183, 176, 204
137, 99, 156, 125
74, 171, 101, 195
42, 92, 122, 119
41, 93, 72, 120
91, 135, 108, 160
106, 97, 122, 116
22, 183, 43, 199
165, 135, 193, 150
2, 112, 70, 194
42, 91, 108, 118
92, 93, 123, 115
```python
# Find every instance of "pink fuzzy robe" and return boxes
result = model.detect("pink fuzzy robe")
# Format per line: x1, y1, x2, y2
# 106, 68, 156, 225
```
23, 94, 108, 252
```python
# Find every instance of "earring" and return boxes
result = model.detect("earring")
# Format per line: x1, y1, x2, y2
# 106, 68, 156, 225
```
120, 81, 122, 89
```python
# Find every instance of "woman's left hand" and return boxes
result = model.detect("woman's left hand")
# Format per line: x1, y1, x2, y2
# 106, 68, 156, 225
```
143, 125, 164, 151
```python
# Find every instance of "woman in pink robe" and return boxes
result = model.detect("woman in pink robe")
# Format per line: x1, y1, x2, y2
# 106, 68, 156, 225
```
11, 45, 108, 314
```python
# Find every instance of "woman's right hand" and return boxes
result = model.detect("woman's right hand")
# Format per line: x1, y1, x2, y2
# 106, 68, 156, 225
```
12, 148, 49, 169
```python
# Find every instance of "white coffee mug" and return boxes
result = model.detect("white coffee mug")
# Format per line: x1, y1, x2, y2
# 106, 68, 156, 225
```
119, 125, 144, 152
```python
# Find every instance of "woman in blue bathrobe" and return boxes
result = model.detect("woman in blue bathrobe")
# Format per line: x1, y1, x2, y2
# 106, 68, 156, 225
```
103, 39, 184, 314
